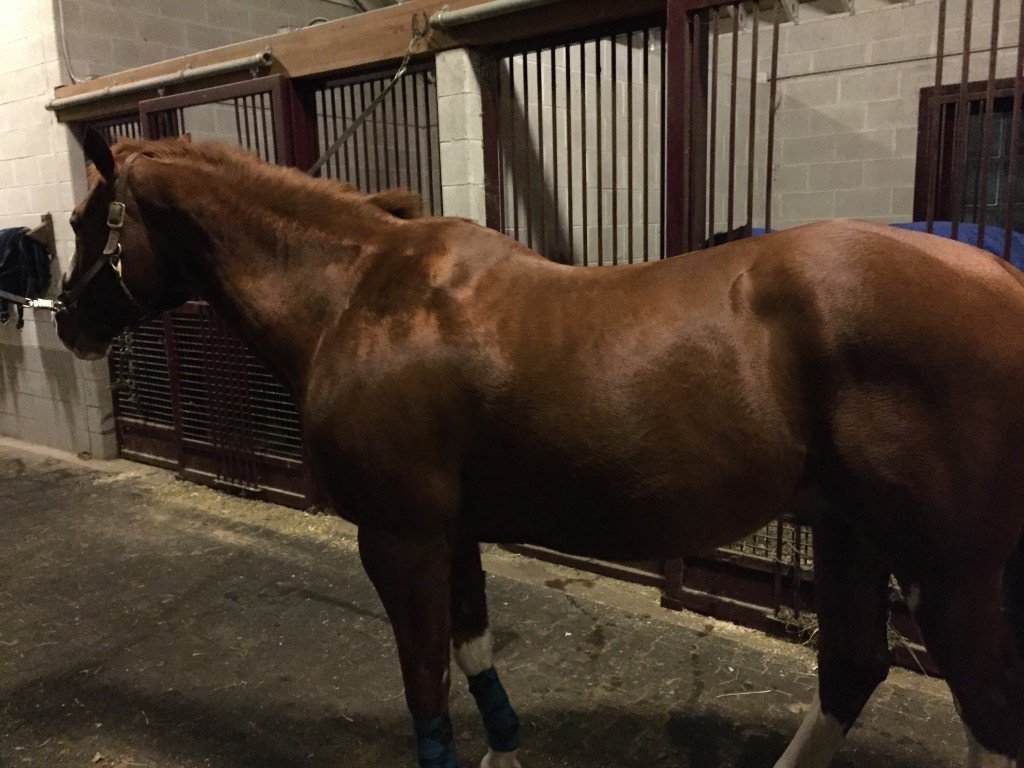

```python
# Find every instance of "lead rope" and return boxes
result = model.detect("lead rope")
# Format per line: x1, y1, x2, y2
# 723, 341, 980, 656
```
307, 11, 430, 178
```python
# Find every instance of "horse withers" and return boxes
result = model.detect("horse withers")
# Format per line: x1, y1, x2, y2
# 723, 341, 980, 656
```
56, 128, 1024, 767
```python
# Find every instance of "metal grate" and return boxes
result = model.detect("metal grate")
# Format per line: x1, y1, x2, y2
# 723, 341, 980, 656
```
314, 64, 443, 213
490, 25, 667, 265
720, 517, 814, 573
110, 319, 174, 428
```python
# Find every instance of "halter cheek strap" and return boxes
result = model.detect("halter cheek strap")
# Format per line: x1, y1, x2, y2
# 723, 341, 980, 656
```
59, 152, 151, 320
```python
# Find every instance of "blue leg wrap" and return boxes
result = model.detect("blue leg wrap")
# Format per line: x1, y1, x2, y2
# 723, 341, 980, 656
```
467, 667, 520, 753
413, 713, 457, 768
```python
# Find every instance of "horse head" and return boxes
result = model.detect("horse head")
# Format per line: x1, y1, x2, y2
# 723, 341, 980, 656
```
56, 127, 192, 360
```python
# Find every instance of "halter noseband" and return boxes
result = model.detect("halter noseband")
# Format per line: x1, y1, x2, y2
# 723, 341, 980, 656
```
58, 152, 150, 320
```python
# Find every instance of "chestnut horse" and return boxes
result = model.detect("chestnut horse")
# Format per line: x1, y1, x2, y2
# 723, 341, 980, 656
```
56, 130, 1024, 767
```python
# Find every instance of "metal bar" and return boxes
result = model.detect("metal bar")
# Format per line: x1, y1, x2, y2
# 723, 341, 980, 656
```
566, 44, 575, 262
370, 79, 383, 192
360, 81, 373, 191
551, 46, 561, 262
949, 0, 973, 240
727, 2, 739, 240
425, 73, 439, 215
660, 22, 666, 258
1005, 9, 1024, 258
690, 10, 708, 251
381, 78, 394, 189
47, 49, 273, 111
681, 14, 693, 252
523, 51, 534, 250
765, 4, 779, 232
339, 87, 353, 182
643, 28, 651, 262
402, 78, 413, 190
391, 81, 402, 188
582, 42, 589, 266
412, 73, 424, 205
597, 39, 605, 265
259, 92, 273, 162
510, 57, 520, 239
975, 0, 1000, 246
538, 49, 547, 258
612, 35, 619, 264
482, 58, 505, 231
746, 7, 758, 235
241, 95, 253, 151
925, 0, 948, 232
627, 32, 635, 264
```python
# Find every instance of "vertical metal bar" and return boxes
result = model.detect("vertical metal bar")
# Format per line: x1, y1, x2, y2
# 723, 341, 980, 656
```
566, 44, 575, 262
258, 91, 270, 161
523, 51, 533, 250
727, 3, 739, 239
681, 15, 693, 253
391, 81, 402, 189
1005, 10, 1024, 257
402, 77, 413, 190
250, 96, 263, 159
666, 1, 695, 256
643, 28, 651, 262
496, 61, 506, 233
537, 49, 547, 258
509, 56, 520, 240
746, 7, 758, 234
551, 46, 561, 262
339, 87, 353, 182
381, 79, 394, 190
412, 74, 425, 206
660, 23, 667, 258
596, 39, 604, 265
371, 80, 384, 192
425, 72, 439, 216
627, 32, 635, 264
482, 58, 505, 232
975, 0, 1001, 246
612, 35, 619, 264
360, 82, 373, 192
925, 0, 948, 233
765, 4, 780, 233
240, 96, 253, 150
582, 42, 590, 266
949, 0, 973, 240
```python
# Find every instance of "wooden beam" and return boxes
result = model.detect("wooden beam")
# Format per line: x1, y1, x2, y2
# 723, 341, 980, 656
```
52, 0, 665, 123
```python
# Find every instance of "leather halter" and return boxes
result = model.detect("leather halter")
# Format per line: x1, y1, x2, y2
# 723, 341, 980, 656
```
58, 152, 150, 320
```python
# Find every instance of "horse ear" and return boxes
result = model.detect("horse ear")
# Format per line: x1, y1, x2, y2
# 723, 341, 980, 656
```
82, 125, 116, 186
178, 132, 192, 143
368, 189, 424, 220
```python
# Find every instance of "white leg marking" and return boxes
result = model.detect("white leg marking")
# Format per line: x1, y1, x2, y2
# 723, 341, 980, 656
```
454, 629, 494, 677
480, 748, 522, 768
774, 693, 846, 768
966, 728, 1016, 767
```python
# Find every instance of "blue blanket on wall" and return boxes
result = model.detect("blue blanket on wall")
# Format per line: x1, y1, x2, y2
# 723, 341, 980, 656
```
890, 222, 1024, 271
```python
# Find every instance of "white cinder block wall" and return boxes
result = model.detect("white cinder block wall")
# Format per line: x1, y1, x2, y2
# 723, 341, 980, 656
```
0, 0, 117, 457
720, 0, 1022, 233
59, 0, 360, 80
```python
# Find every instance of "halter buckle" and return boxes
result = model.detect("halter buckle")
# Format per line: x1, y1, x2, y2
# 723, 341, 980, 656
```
106, 202, 126, 229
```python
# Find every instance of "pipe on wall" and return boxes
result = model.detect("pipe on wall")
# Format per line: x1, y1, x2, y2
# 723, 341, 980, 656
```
430, 0, 566, 30
46, 49, 274, 112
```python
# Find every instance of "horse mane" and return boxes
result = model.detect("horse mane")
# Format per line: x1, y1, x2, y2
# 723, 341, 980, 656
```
100, 137, 425, 220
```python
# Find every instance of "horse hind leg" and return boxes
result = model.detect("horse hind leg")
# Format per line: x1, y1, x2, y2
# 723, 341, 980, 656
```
450, 539, 522, 768
909, 566, 1024, 766
775, 518, 892, 768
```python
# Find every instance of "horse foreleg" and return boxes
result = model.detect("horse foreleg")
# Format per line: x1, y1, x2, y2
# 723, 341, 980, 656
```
775, 519, 891, 768
359, 525, 457, 768
451, 540, 522, 768
908, 567, 1023, 766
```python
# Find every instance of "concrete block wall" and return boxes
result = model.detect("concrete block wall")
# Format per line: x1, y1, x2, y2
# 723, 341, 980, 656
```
0, 0, 116, 457
437, 48, 486, 224
718, 0, 1023, 233
60, 0, 360, 80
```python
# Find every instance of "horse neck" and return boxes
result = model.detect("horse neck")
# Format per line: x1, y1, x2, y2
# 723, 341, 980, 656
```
135, 155, 375, 394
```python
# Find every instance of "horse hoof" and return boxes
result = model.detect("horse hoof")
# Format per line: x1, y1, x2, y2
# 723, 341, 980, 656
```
480, 748, 521, 768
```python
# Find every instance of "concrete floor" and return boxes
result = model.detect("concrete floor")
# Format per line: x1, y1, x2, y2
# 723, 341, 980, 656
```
0, 439, 967, 768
